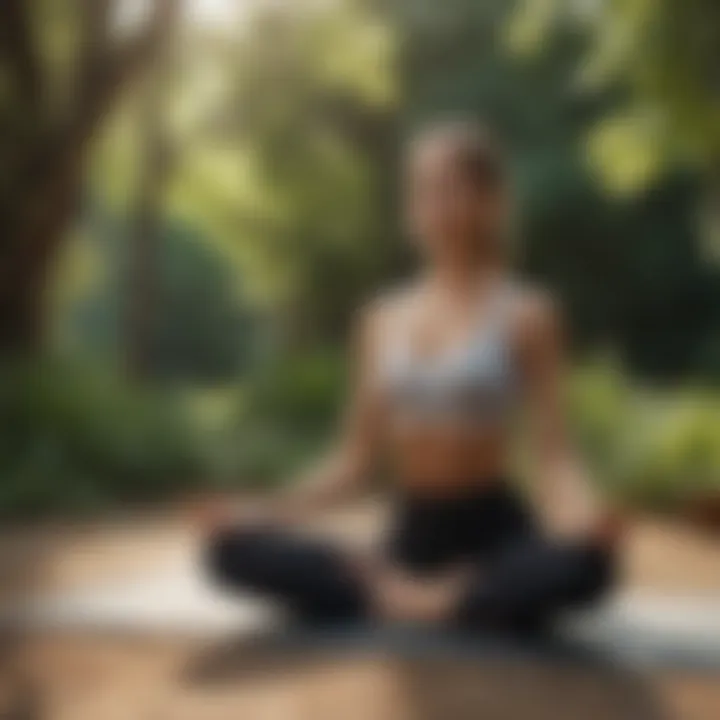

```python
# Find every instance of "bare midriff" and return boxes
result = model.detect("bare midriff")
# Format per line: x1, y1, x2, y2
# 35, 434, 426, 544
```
386, 418, 510, 497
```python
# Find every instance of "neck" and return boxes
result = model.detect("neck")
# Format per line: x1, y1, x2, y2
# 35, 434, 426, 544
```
428, 255, 503, 296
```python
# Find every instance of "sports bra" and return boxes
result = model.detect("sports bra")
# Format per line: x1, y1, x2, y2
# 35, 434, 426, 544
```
380, 281, 519, 428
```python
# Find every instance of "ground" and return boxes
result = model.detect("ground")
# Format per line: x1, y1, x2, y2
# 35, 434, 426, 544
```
0, 501, 718, 719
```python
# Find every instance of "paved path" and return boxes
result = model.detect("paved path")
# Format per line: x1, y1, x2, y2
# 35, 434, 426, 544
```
1, 503, 719, 667
1, 504, 719, 719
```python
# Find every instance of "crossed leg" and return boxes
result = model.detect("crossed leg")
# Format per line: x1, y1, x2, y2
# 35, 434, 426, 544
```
206, 526, 368, 626
456, 538, 615, 633
206, 526, 614, 632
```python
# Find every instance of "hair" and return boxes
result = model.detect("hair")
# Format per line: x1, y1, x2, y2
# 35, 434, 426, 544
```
408, 118, 507, 190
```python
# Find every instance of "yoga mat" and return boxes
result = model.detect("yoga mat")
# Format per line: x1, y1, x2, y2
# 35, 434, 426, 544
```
2, 557, 720, 671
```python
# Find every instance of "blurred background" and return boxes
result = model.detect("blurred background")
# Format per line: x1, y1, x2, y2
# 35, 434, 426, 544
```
1, 0, 719, 522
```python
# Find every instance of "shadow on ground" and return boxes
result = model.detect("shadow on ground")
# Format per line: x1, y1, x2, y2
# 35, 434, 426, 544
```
185, 630, 668, 720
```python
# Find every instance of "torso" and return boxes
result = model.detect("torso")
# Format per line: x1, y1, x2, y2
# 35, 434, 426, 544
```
372, 275, 524, 497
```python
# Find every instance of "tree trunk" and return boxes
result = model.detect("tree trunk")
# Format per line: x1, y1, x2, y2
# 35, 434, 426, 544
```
0, 171, 82, 357
0, 0, 179, 360
123, 23, 176, 379
0, 270, 46, 356
124, 127, 172, 378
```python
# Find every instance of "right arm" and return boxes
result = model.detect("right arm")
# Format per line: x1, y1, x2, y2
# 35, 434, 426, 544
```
271, 303, 387, 521
196, 302, 387, 531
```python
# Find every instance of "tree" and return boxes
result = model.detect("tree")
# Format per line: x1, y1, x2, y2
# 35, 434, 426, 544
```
123, 10, 177, 378
0, 0, 178, 355
509, 0, 720, 194
61, 211, 255, 382
166, 1, 401, 347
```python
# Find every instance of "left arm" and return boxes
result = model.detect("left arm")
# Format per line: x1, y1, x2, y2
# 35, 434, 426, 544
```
516, 292, 621, 546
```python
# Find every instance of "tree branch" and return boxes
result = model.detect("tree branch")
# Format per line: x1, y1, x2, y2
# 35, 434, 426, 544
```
77, 0, 178, 133
0, 0, 180, 293
0, 0, 44, 109
76, 0, 114, 104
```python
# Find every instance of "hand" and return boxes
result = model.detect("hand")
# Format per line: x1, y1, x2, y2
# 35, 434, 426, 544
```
370, 563, 469, 625
187, 494, 274, 535
592, 508, 627, 549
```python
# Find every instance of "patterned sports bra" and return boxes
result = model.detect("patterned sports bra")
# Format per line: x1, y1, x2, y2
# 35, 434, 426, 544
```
380, 282, 519, 428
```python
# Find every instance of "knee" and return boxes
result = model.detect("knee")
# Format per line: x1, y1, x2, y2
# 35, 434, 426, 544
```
564, 541, 616, 603
204, 526, 260, 587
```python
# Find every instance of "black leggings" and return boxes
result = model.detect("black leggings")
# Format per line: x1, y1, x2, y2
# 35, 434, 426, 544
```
206, 483, 615, 632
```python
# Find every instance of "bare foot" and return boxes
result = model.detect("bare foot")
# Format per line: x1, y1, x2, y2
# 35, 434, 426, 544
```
371, 564, 470, 624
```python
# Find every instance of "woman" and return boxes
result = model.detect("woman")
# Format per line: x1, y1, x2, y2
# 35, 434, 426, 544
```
204, 120, 621, 633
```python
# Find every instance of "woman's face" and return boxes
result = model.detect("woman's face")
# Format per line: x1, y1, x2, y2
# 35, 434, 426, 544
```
405, 138, 506, 263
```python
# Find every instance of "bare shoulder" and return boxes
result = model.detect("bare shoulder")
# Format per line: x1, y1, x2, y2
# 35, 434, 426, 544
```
357, 283, 420, 341
507, 281, 564, 350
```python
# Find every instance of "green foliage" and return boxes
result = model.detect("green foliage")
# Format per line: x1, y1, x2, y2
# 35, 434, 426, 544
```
219, 351, 348, 485
58, 212, 256, 382
160, 1, 401, 343
377, 0, 720, 381
221, 354, 720, 509
0, 353, 717, 517
80, 0, 720, 383
148, 225, 257, 380
243, 350, 348, 432
623, 394, 720, 509
0, 359, 207, 518
569, 362, 720, 510
4, 0, 720, 520
510, 0, 720, 192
